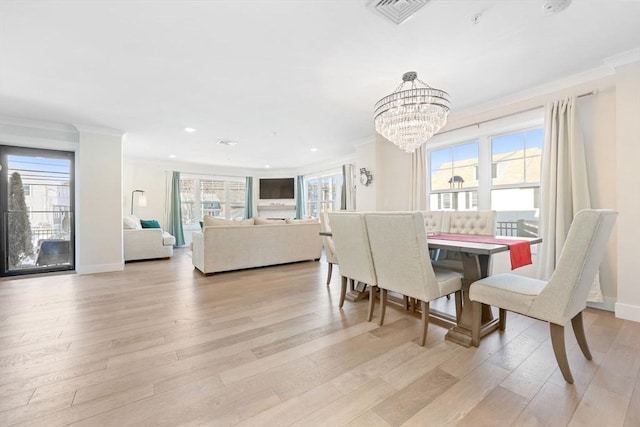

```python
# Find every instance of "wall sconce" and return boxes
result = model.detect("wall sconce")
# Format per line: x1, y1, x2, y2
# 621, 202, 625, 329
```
131, 189, 147, 215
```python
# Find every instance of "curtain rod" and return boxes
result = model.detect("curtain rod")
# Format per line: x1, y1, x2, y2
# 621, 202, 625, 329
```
436, 89, 598, 136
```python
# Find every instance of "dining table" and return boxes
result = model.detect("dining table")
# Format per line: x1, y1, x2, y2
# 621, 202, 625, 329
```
320, 230, 542, 347
427, 233, 542, 347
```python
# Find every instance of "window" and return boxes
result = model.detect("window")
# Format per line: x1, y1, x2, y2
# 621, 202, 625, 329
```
491, 129, 542, 237
180, 175, 246, 226
304, 172, 342, 218
23, 184, 30, 196
427, 116, 543, 237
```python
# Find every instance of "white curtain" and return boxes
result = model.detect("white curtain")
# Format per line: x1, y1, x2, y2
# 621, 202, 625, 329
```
411, 145, 427, 210
538, 96, 602, 302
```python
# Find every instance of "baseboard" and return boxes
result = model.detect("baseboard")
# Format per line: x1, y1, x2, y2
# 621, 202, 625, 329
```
76, 262, 124, 275
614, 302, 640, 322
587, 296, 616, 312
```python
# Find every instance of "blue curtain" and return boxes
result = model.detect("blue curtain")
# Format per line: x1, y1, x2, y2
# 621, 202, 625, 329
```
167, 171, 185, 246
295, 175, 305, 219
244, 176, 254, 219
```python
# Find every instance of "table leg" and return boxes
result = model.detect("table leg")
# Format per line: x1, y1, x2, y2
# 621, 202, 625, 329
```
444, 253, 500, 347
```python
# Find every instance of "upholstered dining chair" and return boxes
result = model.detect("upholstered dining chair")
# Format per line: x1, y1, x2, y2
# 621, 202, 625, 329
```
320, 212, 338, 286
469, 209, 617, 383
327, 212, 378, 320
364, 212, 463, 346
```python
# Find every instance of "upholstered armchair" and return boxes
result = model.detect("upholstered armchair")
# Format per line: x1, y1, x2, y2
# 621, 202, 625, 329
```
469, 209, 617, 383
364, 212, 463, 346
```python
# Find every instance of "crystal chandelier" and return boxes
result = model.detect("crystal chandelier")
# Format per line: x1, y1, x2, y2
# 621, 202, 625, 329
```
374, 71, 451, 153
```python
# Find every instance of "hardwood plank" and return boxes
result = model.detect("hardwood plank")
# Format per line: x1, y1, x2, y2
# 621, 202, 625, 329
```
455, 385, 528, 427
401, 361, 510, 426
373, 367, 458, 426
568, 383, 629, 427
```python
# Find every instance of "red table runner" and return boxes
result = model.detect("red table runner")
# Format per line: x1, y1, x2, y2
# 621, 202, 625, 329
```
429, 233, 532, 270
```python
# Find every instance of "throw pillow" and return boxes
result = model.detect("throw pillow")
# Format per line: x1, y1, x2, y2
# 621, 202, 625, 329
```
255, 218, 286, 225
140, 219, 161, 229
285, 218, 319, 224
123, 215, 141, 229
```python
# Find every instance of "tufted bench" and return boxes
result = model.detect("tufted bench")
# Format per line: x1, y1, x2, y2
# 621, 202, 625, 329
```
423, 210, 497, 271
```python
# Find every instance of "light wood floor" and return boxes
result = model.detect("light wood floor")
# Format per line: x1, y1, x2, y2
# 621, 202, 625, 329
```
0, 249, 638, 427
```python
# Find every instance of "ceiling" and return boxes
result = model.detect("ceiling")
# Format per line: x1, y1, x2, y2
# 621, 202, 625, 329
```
1, 1, 639, 170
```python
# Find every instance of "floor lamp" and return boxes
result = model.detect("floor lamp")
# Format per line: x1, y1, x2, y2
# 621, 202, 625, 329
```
131, 190, 147, 215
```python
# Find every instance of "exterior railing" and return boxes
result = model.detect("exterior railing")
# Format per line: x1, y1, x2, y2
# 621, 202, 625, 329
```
496, 219, 539, 237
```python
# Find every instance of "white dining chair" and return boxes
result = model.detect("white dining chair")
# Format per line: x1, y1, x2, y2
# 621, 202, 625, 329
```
364, 212, 463, 346
328, 212, 378, 320
469, 209, 617, 383
320, 212, 338, 286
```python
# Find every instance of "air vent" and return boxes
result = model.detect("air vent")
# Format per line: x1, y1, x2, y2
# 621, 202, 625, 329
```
367, 0, 432, 25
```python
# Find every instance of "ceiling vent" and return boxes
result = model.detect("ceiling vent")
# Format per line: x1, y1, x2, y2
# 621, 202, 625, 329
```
367, 0, 432, 25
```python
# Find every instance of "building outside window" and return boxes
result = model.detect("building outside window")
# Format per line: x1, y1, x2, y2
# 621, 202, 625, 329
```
427, 116, 543, 237
180, 175, 245, 226
304, 172, 342, 218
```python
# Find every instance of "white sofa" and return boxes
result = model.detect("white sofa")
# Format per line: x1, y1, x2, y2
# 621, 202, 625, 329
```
191, 219, 322, 275
123, 215, 175, 261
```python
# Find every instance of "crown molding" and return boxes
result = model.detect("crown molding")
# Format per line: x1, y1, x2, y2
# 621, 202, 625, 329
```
603, 48, 640, 69
73, 124, 125, 137
0, 115, 78, 133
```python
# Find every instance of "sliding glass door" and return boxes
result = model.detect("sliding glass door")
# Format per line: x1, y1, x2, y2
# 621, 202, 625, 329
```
0, 145, 75, 276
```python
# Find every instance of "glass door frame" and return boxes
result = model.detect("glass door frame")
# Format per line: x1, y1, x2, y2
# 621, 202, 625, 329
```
0, 145, 76, 276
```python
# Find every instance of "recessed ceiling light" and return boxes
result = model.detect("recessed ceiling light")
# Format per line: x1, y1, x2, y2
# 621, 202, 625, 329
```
217, 140, 238, 146
264, 165, 271, 168
168, 154, 176, 158
184, 127, 197, 133
310, 148, 319, 152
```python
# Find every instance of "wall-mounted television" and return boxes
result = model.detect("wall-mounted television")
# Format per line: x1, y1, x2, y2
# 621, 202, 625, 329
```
259, 178, 295, 199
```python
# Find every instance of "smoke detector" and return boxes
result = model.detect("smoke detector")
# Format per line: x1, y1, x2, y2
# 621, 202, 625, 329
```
367, 0, 433, 25
543, 0, 572, 15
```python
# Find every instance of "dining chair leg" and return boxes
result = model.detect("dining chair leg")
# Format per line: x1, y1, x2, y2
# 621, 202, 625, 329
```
550, 323, 574, 384
339, 276, 347, 308
349, 278, 355, 291
326, 263, 333, 286
454, 291, 462, 324
571, 311, 592, 360
379, 288, 387, 326
403, 295, 410, 310
367, 285, 377, 322
471, 301, 482, 347
499, 308, 507, 330
420, 300, 429, 346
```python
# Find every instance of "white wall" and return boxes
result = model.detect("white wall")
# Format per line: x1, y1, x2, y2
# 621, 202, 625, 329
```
614, 60, 640, 322
75, 127, 124, 274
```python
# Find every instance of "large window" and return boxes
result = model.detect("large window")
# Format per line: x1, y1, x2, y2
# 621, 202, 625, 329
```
428, 120, 543, 237
180, 175, 245, 226
304, 172, 342, 218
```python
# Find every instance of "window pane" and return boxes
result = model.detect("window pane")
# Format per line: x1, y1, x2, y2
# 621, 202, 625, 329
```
180, 178, 195, 225
200, 180, 224, 218
430, 141, 478, 191
491, 188, 539, 237
228, 181, 246, 220
492, 129, 542, 185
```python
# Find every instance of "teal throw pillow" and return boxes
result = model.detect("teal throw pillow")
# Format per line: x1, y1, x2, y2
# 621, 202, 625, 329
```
140, 219, 161, 229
